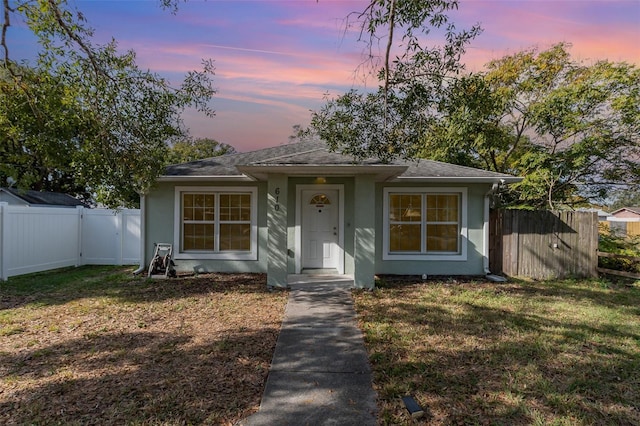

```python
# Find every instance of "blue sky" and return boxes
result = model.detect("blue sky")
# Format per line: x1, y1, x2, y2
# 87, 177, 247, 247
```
9, 0, 640, 152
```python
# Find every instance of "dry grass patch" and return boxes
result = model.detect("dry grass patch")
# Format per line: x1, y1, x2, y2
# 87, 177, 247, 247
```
0, 266, 288, 425
354, 276, 640, 425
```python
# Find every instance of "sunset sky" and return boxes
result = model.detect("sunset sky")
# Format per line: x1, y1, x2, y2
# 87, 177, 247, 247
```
10, 0, 640, 152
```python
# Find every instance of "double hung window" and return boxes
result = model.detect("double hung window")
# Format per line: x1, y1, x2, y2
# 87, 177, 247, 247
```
175, 187, 257, 260
383, 188, 467, 260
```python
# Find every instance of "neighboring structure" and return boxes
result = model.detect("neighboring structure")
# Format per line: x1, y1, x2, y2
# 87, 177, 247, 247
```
607, 207, 640, 237
609, 207, 640, 220
0, 187, 88, 208
143, 139, 521, 289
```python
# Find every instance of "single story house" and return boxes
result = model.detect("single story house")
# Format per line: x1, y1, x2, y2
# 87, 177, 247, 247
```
607, 207, 640, 237
0, 187, 89, 208
608, 207, 640, 221
143, 139, 520, 289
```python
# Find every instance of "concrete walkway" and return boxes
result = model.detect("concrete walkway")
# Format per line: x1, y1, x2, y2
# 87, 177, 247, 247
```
239, 275, 377, 426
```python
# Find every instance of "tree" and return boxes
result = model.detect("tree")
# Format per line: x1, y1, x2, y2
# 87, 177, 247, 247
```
1, 0, 216, 207
0, 64, 95, 203
422, 44, 640, 209
609, 187, 640, 211
166, 138, 235, 165
310, 0, 481, 162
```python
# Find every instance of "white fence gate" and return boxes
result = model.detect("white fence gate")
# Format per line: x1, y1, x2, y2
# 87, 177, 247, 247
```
0, 203, 141, 280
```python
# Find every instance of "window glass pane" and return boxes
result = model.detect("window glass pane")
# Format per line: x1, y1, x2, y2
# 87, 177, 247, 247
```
390, 194, 421, 222
426, 194, 459, 222
183, 194, 194, 221
389, 224, 421, 252
310, 194, 331, 205
220, 193, 251, 221
204, 194, 215, 221
183, 223, 214, 251
426, 224, 459, 252
219, 224, 251, 251
238, 194, 251, 221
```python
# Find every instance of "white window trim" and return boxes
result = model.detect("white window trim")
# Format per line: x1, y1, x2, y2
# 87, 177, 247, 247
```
174, 186, 258, 260
382, 187, 468, 261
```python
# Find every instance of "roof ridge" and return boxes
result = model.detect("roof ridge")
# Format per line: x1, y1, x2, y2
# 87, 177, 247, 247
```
251, 147, 327, 164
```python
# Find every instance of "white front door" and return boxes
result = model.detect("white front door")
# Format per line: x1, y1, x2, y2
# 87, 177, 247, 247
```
302, 189, 339, 269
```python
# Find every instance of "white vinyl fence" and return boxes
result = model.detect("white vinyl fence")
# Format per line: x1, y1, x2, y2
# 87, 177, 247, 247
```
0, 203, 140, 280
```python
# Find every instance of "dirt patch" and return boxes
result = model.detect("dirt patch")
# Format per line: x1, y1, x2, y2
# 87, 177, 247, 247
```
0, 272, 288, 425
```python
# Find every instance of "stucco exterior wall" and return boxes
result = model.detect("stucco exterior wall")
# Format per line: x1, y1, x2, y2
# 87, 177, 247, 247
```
145, 179, 492, 278
145, 181, 268, 274
374, 182, 491, 276
0, 191, 27, 206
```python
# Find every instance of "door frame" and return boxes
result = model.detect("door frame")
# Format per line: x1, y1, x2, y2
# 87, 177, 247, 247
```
295, 184, 345, 274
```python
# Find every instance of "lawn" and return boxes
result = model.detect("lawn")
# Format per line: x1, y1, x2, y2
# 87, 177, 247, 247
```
354, 276, 640, 425
0, 266, 288, 425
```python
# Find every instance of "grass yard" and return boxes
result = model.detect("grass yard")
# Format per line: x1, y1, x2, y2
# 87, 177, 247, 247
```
354, 276, 640, 425
0, 266, 288, 425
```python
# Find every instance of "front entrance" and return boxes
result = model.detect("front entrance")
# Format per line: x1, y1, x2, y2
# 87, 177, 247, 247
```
301, 188, 340, 271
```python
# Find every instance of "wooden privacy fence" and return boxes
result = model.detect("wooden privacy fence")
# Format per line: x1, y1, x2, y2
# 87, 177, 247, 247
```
490, 210, 598, 280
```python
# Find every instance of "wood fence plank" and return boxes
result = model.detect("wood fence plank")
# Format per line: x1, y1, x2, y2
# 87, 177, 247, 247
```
488, 210, 598, 280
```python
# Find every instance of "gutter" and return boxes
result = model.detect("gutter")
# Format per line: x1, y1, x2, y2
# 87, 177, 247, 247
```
483, 181, 507, 282
132, 194, 146, 275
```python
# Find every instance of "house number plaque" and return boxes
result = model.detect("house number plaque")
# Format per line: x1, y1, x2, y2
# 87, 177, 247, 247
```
274, 187, 280, 211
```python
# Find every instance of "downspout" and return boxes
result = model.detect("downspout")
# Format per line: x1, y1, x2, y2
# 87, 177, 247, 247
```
483, 181, 505, 281
132, 193, 146, 275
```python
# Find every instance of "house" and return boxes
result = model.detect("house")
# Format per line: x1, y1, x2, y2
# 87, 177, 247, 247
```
143, 139, 521, 289
609, 207, 640, 220
607, 207, 640, 237
0, 187, 88, 208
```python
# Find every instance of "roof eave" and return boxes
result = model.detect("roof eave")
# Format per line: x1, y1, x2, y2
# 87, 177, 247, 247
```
392, 176, 523, 184
157, 175, 256, 182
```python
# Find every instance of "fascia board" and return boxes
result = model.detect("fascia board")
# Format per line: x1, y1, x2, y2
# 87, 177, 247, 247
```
393, 176, 523, 184
157, 175, 255, 182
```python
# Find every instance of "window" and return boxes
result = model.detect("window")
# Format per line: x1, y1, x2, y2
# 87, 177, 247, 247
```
174, 187, 257, 260
309, 193, 331, 206
383, 188, 467, 260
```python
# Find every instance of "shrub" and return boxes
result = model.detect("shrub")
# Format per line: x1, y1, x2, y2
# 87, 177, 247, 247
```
598, 224, 640, 272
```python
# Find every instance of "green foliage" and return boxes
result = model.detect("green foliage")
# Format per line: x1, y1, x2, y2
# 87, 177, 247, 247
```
165, 138, 235, 165
311, 0, 481, 162
0, 64, 94, 202
609, 187, 640, 211
424, 43, 640, 209
1, 0, 216, 207
598, 224, 640, 273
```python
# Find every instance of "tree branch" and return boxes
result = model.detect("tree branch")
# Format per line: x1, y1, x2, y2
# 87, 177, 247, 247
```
46, 0, 104, 77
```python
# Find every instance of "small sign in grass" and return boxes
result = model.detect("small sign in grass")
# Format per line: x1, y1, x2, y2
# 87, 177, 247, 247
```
354, 277, 640, 425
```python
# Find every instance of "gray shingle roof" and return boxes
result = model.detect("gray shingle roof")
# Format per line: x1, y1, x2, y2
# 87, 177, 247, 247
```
611, 207, 640, 215
164, 140, 328, 177
1, 188, 88, 207
163, 139, 519, 182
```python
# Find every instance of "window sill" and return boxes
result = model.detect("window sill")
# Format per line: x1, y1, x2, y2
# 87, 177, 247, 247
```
174, 251, 257, 261
382, 253, 467, 261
